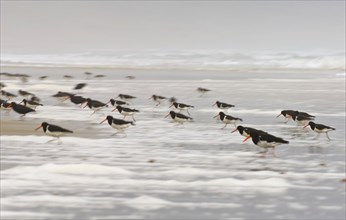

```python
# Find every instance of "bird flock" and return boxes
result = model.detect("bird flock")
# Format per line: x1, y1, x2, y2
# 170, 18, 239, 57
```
1, 72, 336, 153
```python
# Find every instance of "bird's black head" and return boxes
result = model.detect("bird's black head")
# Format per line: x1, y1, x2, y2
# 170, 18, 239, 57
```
10, 102, 16, 106
86, 98, 91, 102
307, 121, 315, 128
41, 122, 49, 128
216, 101, 220, 104
109, 99, 115, 105
169, 110, 176, 116
106, 115, 114, 125
219, 111, 225, 117
22, 99, 28, 104
236, 125, 244, 134
116, 105, 123, 111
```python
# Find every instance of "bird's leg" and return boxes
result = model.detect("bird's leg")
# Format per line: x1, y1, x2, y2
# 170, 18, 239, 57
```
187, 109, 191, 116
326, 132, 331, 140
90, 111, 96, 116
132, 115, 136, 122
221, 124, 227, 129
123, 115, 126, 119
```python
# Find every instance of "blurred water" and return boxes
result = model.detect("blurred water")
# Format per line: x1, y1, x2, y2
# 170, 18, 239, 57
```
1, 68, 345, 219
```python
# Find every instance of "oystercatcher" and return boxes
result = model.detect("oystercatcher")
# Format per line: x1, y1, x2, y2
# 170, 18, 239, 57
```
100, 115, 135, 136
304, 121, 335, 140
243, 130, 289, 155
52, 91, 75, 101
73, 83, 87, 90
197, 87, 211, 96
83, 98, 108, 115
165, 111, 193, 124
1, 90, 17, 100
65, 94, 87, 106
292, 114, 314, 126
170, 102, 194, 115
35, 122, 73, 143
20, 99, 43, 109
18, 90, 34, 97
107, 99, 129, 107
213, 101, 235, 111
214, 112, 242, 129
276, 110, 296, 123
63, 75, 74, 79
112, 105, 139, 121
9, 102, 35, 117
117, 94, 136, 101
149, 95, 166, 106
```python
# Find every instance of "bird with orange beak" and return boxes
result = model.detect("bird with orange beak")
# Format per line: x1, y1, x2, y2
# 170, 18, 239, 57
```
35, 122, 73, 143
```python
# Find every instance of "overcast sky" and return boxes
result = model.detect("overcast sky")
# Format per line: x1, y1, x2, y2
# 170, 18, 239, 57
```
1, 1, 345, 54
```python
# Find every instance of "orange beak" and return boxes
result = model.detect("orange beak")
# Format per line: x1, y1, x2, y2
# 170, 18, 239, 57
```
303, 124, 309, 129
213, 114, 219, 118
212, 103, 216, 106
164, 113, 170, 118
242, 135, 251, 143
276, 113, 282, 118
169, 104, 174, 108
231, 128, 238, 133
82, 102, 88, 108
35, 125, 42, 131
111, 108, 117, 112
100, 118, 107, 124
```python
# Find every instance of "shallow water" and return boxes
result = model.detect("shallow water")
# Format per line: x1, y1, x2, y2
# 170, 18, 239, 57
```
1, 69, 345, 219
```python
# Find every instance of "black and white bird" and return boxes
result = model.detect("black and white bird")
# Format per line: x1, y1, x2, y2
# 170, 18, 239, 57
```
292, 113, 315, 126
243, 130, 289, 155
117, 94, 136, 101
170, 102, 194, 115
213, 101, 235, 111
35, 122, 73, 143
197, 87, 211, 96
149, 95, 166, 106
276, 110, 296, 123
65, 94, 87, 106
107, 99, 129, 107
214, 112, 242, 129
83, 98, 108, 115
1, 90, 17, 100
20, 99, 43, 109
100, 115, 135, 136
9, 102, 35, 117
304, 121, 335, 140
52, 91, 75, 101
73, 83, 87, 90
18, 89, 34, 97
165, 111, 193, 124
112, 105, 139, 121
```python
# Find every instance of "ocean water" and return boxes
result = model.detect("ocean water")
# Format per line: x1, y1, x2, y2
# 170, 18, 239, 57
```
0, 53, 345, 219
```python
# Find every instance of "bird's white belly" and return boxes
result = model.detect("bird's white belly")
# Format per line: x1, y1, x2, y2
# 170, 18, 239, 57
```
121, 111, 135, 116
111, 123, 130, 130
46, 131, 65, 137
257, 140, 277, 148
